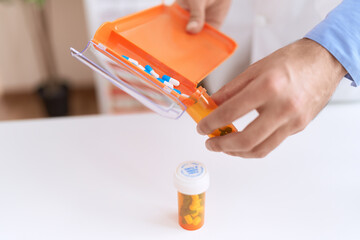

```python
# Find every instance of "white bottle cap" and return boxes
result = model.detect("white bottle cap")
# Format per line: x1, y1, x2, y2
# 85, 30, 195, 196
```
174, 161, 209, 195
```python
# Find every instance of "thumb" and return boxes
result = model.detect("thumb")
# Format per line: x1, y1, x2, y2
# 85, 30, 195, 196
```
186, 1, 206, 34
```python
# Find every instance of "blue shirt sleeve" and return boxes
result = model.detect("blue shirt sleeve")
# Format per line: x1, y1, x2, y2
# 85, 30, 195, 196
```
305, 0, 360, 87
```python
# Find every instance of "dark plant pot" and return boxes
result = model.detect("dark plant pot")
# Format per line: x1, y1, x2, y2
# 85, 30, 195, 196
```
37, 82, 70, 117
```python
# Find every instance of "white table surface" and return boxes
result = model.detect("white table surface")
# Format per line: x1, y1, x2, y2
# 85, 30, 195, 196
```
0, 103, 360, 240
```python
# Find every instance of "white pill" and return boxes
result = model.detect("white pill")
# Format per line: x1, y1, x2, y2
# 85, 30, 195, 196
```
181, 94, 190, 98
169, 78, 180, 87
150, 70, 159, 78
138, 65, 145, 71
164, 81, 174, 89
128, 58, 138, 66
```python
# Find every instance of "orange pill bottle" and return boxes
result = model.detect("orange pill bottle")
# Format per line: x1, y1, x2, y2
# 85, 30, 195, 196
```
174, 162, 210, 231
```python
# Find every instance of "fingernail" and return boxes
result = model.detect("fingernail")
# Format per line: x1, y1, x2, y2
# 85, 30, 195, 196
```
186, 21, 199, 32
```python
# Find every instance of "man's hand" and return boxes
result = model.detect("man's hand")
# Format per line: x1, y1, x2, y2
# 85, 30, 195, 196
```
197, 39, 347, 158
176, 0, 231, 33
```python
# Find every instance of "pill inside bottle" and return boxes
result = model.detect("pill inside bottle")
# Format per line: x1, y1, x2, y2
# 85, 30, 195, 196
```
174, 162, 209, 231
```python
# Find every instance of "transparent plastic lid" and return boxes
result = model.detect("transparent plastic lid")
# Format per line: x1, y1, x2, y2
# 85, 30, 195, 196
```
71, 41, 186, 119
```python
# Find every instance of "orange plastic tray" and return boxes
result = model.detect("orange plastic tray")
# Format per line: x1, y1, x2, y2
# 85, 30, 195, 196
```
92, 3, 237, 93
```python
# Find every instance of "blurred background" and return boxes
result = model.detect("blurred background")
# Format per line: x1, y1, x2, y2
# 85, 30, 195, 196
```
0, 0, 359, 122
0, 0, 163, 121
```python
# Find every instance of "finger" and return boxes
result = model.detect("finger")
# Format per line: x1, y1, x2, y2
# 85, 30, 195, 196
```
185, 0, 207, 34
205, 107, 287, 152
211, 68, 255, 105
226, 124, 291, 159
197, 76, 269, 135
205, 0, 232, 28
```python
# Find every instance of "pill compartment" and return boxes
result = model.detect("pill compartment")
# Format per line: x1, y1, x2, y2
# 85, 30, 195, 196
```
178, 192, 206, 231
71, 41, 187, 119
71, 3, 238, 134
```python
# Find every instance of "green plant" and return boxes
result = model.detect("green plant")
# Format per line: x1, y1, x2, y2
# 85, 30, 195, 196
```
0, 0, 45, 6
24, 0, 45, 6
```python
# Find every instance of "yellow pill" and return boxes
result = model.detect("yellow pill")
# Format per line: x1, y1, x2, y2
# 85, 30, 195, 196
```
197, 206, 204, 213
184, 215, 193, 225
191, 195, 199, 201
189, 203, 200, 211
192, 199, 201, 206
193, 216, 202, 226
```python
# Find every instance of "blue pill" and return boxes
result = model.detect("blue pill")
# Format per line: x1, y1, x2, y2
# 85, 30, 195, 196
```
173, 89, 181, 94
122, 55, 129, 60
162, 75, 171, 81
145, 65, 153, 72
157, 78, 165, 83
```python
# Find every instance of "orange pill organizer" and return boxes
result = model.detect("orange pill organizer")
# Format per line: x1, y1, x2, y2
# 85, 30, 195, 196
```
71, 3, 238, 137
